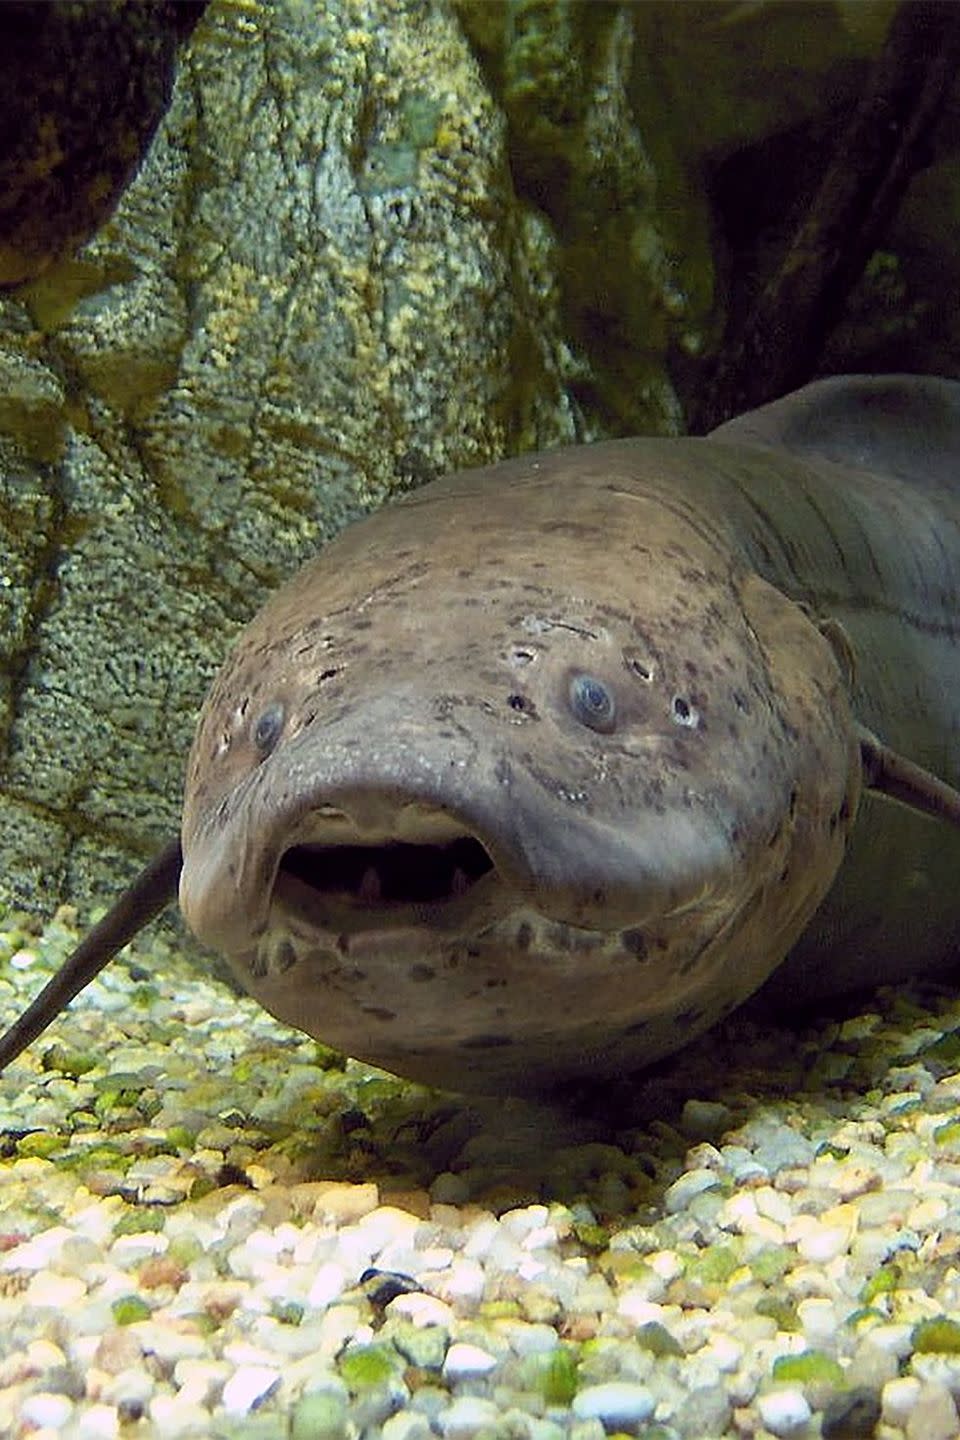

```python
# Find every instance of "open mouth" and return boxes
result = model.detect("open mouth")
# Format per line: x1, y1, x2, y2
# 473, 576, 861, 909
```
278, 835, 496, 907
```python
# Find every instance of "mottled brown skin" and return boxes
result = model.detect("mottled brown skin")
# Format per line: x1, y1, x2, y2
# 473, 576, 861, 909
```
3, 377, 959, 1093
180, 377, 960, 1093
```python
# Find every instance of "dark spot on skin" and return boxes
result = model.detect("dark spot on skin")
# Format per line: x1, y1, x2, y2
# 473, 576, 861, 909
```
621, 929, 648, 960
253, 702, 284, 756
508, 693, 538, 718
592, 889, 605, 905
839, 796, 851, 822
363, 1006, 397, 1022
788, 788, 798, 819
409, 963, 436, 982
318, 667, 339, 682
337, 934, 350, 954
569, 674, 617, 733
675, 1006, 704, 1029
462, 1034, 513, 1049
516, 922, 532, 950
671, 695, 699, 728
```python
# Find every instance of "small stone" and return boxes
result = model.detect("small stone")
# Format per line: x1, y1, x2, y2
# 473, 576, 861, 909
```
673, 1383, 731, 1438
905, 1381, 959, 1440
19, 1392, 74, 1429
663, 1168, 721, 1214
441, 1342, 498, 1380
76, 1403, 120, 1439
755, 1388, 812, 1436
821, 1386, 883, 1439
390, 1320, 449, 1370
437, 1396, 502, 1438
571, 1381, 656, 1431
381, 1413, 434, 1440
220, 1365, 281, 1415
882, 1375, 922, 1426
290, 1391, 350, 1440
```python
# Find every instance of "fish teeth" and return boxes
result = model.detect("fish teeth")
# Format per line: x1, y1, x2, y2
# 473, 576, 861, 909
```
358, 866, 382, 903
451, 867, 470, 898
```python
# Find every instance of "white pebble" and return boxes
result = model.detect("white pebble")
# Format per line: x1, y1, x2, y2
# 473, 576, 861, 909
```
382, 1412, 434, 1440
571, 1381, 656, 1428
148, 1395, 217, 1437
1, 1226, 73, 1271
19, 1393, 74, 1429
220, 1365, 280, 1415
442, 1342, 499, 1380
906, 1380, 959, 1440
306, 1261, 349, 1308
437, 1395, 502, 1438
433, 1258, 486, 1307
663, 1169, 720, 1213
797, 1297, 838, 1344
756, 1388, 812, 1435
76, 1404, 120, 1439
388, 1292, 456, 1329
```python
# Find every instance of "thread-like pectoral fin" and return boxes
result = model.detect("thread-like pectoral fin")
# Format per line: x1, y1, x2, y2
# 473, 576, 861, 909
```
0, 837, 182, 1073
859, 727, 960, 828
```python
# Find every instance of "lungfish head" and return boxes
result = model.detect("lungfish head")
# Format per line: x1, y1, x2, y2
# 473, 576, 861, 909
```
180, 442, 861, 1092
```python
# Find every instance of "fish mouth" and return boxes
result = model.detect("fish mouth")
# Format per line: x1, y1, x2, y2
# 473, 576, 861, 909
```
277, 834, 497, 912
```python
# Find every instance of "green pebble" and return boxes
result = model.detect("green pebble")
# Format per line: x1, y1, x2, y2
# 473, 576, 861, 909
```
933, 1120, 960, 1147
772, 1350, 845, 1386
112, 1295, 152, 1325
913, 1316, 960, 1353
685, 1244, 740, 1284
540, 1346, 579, 1405
15, 1132, 63, 1159
289, 1392, 349, 1440
751, 1244, 793, 1283
167, 1234, 203, 1267
339, 1343, 400, 1389
273, 1299, 304, 1326
39, 1044, 96, 1077
163, 1125, 197, 1151
756, 1295, 800, 1331
114, 1208, 165, 1236
636, 1320, 684, 1357
572, 1221, 609, 1252
920, 1030, 960, 1063
860, 1264, 900, 1303
389, 1320, 448, 1370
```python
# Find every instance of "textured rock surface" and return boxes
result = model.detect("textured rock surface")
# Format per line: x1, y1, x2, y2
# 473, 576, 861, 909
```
0, 0, 577, 915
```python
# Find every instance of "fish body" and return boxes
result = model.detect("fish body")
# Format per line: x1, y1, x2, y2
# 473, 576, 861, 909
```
178, 376, 960, 1092
2, 376, 957, 1092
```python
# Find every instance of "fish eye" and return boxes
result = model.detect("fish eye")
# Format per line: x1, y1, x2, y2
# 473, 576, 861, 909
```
569, 673, 616, 733
253, 701, 285, 756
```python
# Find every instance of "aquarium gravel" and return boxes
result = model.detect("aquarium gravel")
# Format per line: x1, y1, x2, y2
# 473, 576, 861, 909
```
2, 909, 960, 1438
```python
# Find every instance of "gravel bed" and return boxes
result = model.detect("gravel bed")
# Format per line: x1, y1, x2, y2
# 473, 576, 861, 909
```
2, 907, 960, 1439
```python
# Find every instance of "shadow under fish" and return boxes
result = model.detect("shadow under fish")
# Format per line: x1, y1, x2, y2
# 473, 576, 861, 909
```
2, 374, 959, 1095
